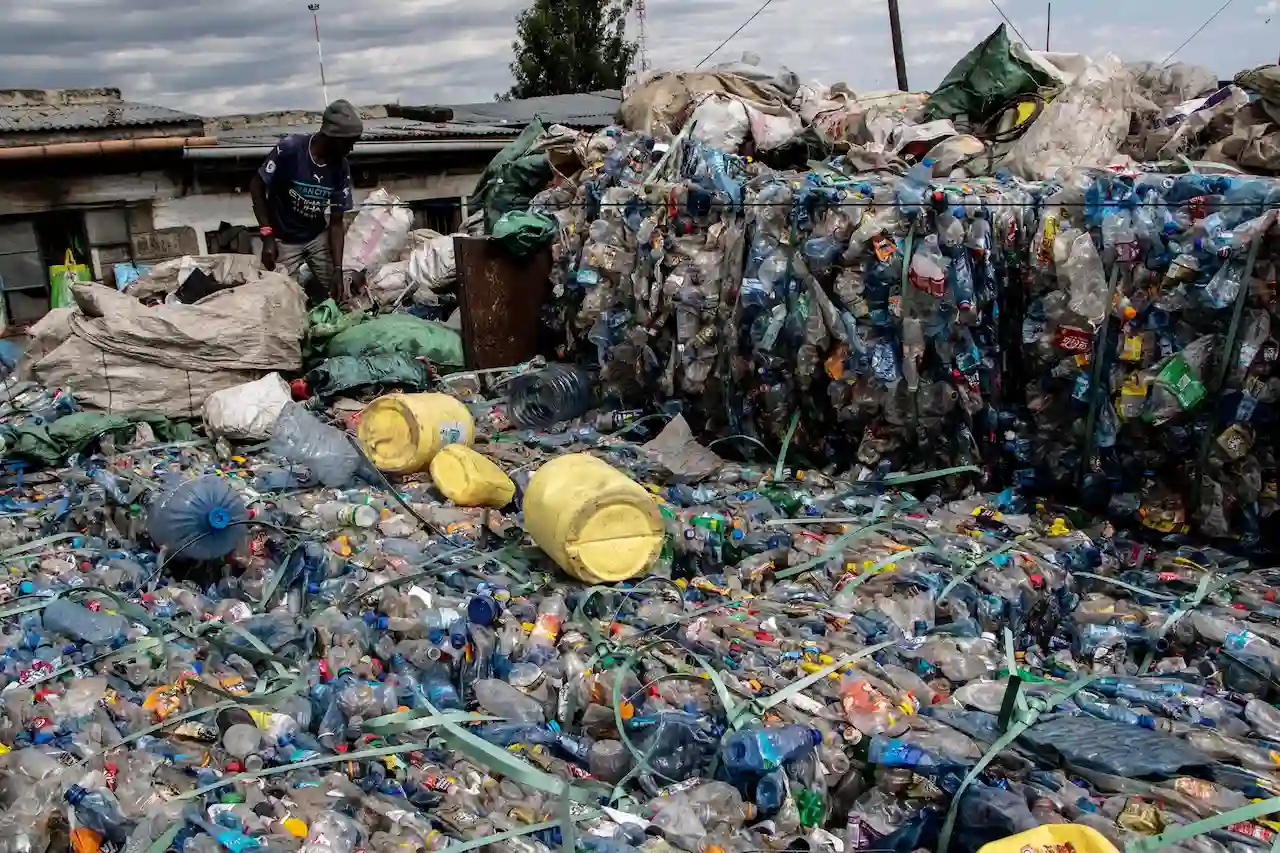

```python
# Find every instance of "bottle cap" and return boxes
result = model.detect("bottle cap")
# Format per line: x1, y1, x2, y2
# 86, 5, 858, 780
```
467, 594, 502, 626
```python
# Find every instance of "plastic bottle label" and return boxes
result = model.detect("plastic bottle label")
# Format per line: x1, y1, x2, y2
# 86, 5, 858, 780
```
1237, 393, 1258, 423
439, 422, 466, 448
1054, 325, 1093, 353
1121, 335, 1144, 361
1156, 355, 1206, 409
1038, 215, 1059, 264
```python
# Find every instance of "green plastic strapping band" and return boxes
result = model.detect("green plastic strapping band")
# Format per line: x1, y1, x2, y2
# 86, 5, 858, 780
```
937, 539, 1022, 603
773, 411, 801, 482
748, 639, 897, 718
342, 543, 524, 606
771, 519, 939, 582
1077, 263, 1123, 489
145, 825, 182, 853
0, 532, 82, 558
1191, 235, 1262, 511
1071, 571, 1177, 601
1139, 572, 1235, 674
1002, 627, 1028, 716
879, 465, 982, 486
1125, 793, 1280, 853
937, 673, 1100, 853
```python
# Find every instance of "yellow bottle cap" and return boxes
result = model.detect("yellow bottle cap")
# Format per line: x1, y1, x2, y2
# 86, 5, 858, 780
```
283, 818, 308, 838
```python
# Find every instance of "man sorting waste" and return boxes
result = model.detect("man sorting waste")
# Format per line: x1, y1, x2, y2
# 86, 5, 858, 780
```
250, 98, 363, 305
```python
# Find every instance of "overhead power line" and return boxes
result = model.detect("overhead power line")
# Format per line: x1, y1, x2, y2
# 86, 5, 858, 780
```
695, 0, 777, 68
984, 0, 1030, 46
1162, 0, 1239, 64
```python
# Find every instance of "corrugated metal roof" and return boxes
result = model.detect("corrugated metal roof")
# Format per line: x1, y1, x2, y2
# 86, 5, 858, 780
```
214, 117, 519, 147
0, 100, 201, 133
392, 91, 621, 129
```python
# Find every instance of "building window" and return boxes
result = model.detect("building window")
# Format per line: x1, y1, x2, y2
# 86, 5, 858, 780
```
410, 198, 462, 234
0, 212, 90, 327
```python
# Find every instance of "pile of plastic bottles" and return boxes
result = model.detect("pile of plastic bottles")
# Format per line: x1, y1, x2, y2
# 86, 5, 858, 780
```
535, 125, 1280, 544
1005, 169, 1280, 551
5, 391, 1280, 853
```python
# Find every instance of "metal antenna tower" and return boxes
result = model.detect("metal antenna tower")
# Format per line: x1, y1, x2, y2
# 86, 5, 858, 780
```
635, 0, 650, 73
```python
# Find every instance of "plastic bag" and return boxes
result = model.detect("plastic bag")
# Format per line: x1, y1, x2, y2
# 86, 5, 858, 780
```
690, 95, 751, 152
406, 231, 458, 292
365, 261, 411, 307
1003, 55, 1141, 180
202, 373, 293, 441
342, 188, 413, 274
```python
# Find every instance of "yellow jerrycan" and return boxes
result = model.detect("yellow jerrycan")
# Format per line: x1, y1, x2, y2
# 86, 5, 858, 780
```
357, 393, 474, 474
523, 453, 664, 584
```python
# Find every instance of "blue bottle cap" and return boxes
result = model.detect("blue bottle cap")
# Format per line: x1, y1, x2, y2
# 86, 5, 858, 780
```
468, 595, 501, 627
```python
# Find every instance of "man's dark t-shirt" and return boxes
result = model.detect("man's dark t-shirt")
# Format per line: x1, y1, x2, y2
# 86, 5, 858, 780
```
257, 134, 355, 244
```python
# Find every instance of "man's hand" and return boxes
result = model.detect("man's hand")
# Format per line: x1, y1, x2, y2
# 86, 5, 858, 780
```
261, 237, 278, 271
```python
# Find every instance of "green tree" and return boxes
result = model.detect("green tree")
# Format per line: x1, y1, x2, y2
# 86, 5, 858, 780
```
503, 0, 637, 100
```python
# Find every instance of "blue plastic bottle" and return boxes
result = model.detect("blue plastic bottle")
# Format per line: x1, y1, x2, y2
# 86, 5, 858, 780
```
754, 768, 787, 814
148, 476, 248, 560
720, 724, 820, 772
66, 785, 135, 845
896, 158, 934, 217
421, 661, 461, 709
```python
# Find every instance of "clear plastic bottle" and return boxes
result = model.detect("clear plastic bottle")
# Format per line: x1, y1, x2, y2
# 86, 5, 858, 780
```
43, 598, 127, 645
506, 365, 593, 428
1065, 233, 1108, 326
147, 476, 249, 560
65, 785, 134, 846
300, 813, 362, 853
270, 403, 363, 487
316, 502, 379, 528
896, 157, 934, 216
471, 679, 544, 724
525, 594, 566, 662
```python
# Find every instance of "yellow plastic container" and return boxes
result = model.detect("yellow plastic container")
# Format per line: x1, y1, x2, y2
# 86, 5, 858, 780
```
979, 824, 1120, 853
430, 445, 516, 508
356, 393, 475, 474
523, 453, 664, 584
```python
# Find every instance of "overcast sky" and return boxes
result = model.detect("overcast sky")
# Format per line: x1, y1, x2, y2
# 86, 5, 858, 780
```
3, 0, 1277, 116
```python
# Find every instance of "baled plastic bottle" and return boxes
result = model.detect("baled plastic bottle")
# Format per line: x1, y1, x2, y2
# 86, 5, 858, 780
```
720, 724, 820, 773
42, 599, 127, 646
471, 679, 544, 724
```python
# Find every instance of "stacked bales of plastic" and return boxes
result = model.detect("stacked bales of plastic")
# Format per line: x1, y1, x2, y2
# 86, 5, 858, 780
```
1003, 168, 1280, 550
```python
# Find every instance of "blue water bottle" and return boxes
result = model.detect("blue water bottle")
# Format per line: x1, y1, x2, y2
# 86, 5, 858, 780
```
148, 475, 248, 560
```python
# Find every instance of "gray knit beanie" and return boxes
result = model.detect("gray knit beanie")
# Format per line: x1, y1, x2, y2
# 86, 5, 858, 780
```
321, 99, 363, 139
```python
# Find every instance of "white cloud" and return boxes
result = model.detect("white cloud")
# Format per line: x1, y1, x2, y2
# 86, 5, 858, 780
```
0, 0, 1272, 114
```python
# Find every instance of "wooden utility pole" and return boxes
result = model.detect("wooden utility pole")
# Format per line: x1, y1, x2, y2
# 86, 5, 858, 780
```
887, 0, 909, 91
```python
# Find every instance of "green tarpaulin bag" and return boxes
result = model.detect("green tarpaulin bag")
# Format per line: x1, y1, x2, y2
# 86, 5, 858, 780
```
471, 116, 553, 233
492, 211, 558, 257
924, 24, 1055, 122
324, 314, 464, 367
2, 411, 193, 467
305, 299, 367, 360
306, 354, 433, 398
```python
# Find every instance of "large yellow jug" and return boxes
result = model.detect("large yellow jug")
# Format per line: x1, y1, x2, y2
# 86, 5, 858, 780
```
357, 393, 475, 474
430, 445, 516, 508
979, 824, 1120, 853
523, 453, 664, 584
